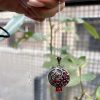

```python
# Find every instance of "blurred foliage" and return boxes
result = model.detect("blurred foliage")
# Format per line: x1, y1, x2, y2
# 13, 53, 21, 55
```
68, 73, 96, 87
59, 16, 100, 39
6, 15, 99, 47
83, 21, 100, 39
4, 14, 99, 100
42, 17, 99, 100
43, 48, 96, 87
86, 97, 93, 100
96, 86, 100, 100
12, 31, 47, 48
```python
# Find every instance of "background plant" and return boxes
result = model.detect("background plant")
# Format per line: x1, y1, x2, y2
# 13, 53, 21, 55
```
43, 17, 99, 100
1, 14, 100, 100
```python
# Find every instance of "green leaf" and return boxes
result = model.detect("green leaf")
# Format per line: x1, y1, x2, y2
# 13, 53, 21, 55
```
77, 56, 87, 68
61, 54, 78, 72
61, 46, 68, 54
68, 76, 80, 87
63, 26, 75, 31
62, 61, 77, 75
43, 60, 57, 68
63, 53, 77, 62
96, 86, 100, 100
43, 61, 54, 68
47, 55, 57, 63
45, 54, 56, 59
33, 32, 47, 41
62, 56, 73, 66
74, 18, 84, 24
24, 32, 33, 39
83, 21, 100, 39
86, 97, 93, 100
65, 67, 77, 75
81, 73, 96, 82
68, 73, 96, 87
59, 16, 73, 23
43, 54, 57, 68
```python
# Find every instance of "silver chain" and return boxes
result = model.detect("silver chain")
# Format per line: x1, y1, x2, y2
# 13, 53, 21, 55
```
57, 1, 61, 57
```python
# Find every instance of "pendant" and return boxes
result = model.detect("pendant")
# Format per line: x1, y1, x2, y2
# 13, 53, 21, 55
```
48, 57, 70, 92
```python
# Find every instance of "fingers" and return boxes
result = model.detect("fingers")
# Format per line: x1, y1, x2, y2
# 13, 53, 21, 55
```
18, 0, 65, 21
24, 6, 45, 21
28, 0, 64, 8
25, 2, 65, 21
27, 0, 45, 7
39, 0, 65, 8
38, 0, 59, 8
38, 3, 65, 18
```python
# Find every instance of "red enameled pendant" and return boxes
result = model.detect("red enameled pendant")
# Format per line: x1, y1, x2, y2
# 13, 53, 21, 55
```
48, 67, 70, 92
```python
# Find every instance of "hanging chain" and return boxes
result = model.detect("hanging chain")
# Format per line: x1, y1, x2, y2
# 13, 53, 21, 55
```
56, 1, 62, 65
58, 1, 61, 25
48, 1, 70, 92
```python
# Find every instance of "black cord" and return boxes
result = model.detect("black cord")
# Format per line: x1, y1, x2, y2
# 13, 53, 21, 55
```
0, 26, 10, 38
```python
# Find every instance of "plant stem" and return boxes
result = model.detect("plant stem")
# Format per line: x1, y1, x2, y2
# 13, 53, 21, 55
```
79, 68, 85, 100
48, 17, 53, 55
74, 97, 79, 100
48, 17, 55, 100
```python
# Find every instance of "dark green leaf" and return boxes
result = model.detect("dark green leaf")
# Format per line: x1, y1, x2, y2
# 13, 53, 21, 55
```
96, 86, 100, 100
83, 21, 100, 39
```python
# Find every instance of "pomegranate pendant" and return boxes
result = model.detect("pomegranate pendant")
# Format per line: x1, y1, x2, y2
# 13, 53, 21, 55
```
48, 57, 70, 92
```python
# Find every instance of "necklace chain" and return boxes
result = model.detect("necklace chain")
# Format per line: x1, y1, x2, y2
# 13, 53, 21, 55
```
57, 1, 61, 57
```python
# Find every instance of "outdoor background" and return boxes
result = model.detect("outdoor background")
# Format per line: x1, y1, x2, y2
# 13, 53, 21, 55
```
0, 0, 100, 100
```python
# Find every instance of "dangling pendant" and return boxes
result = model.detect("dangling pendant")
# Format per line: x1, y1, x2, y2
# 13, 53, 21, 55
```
48, 57, 70, 92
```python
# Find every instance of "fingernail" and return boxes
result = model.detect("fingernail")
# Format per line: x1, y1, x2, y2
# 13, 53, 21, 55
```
28, 0, 45, 7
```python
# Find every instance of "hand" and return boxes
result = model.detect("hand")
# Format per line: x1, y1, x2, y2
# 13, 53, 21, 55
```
0, 0, 65, 21
18, 0, 65, 21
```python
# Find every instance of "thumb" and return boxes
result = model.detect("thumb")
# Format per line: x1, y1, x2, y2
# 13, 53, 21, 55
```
27, 0, 45, 7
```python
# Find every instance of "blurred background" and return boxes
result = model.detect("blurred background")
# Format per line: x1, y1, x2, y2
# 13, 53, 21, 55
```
0, 0, 100, 100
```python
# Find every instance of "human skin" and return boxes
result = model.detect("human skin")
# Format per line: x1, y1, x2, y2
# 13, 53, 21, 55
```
0, 0, 65, 21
